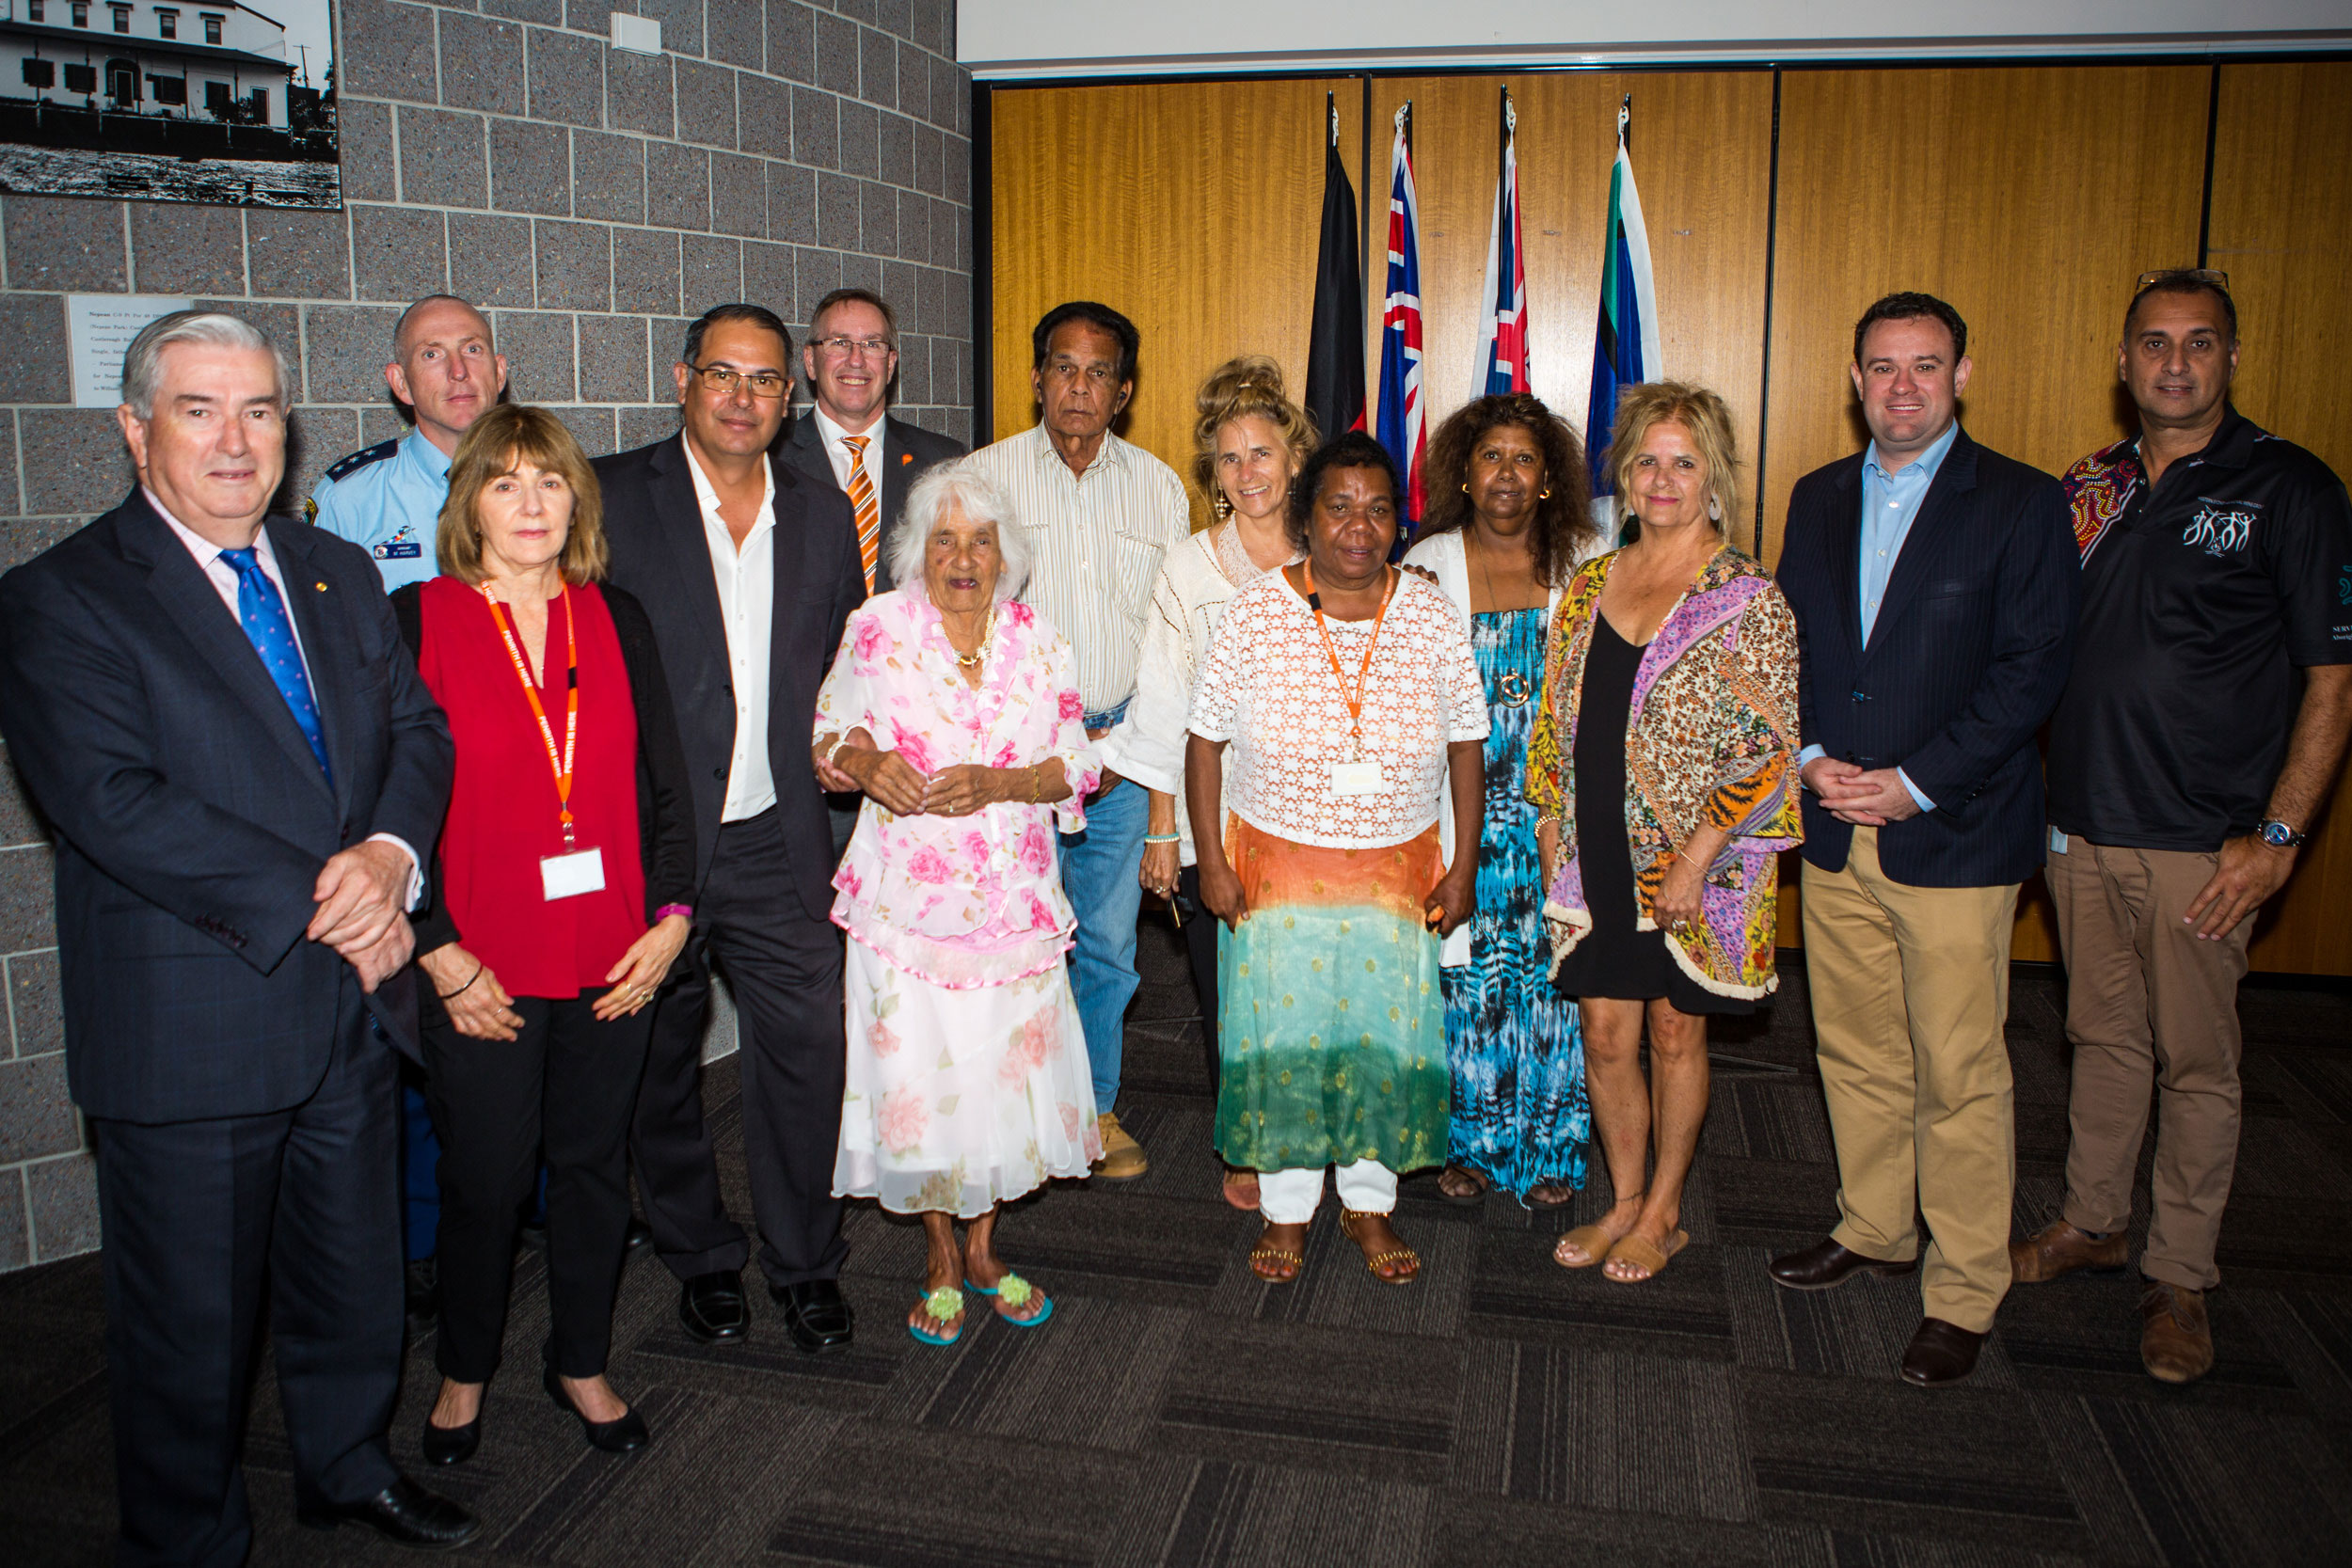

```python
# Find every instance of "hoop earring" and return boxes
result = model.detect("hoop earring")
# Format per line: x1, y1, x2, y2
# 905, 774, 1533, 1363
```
1539, 488, 1552, 499
1461, 482, 1470, 494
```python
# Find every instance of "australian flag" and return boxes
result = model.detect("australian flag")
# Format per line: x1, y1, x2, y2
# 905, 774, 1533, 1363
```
1375, 103, 1427, 535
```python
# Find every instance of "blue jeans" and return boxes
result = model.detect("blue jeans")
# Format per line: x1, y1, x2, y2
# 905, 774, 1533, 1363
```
1061, 706, 1150, 1113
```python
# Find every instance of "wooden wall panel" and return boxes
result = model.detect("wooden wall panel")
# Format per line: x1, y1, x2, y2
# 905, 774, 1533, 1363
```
1367, 73, 1774, 527
988, 78, 1365, 525
1761, 65, 2209, 960
2208, 60, 2352, 975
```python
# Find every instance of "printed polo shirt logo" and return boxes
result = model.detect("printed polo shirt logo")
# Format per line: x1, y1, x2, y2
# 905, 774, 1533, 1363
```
2182, 497, 2259, 557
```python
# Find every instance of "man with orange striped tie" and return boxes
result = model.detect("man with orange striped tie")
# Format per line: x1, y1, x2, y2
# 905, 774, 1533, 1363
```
782, 288, 966, 853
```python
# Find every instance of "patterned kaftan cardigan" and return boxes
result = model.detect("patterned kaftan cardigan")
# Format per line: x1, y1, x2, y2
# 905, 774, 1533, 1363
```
1525, 546, 1804, 999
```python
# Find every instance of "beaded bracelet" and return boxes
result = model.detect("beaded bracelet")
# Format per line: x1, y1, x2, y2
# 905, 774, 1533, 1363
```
1142, 833, 1181, 844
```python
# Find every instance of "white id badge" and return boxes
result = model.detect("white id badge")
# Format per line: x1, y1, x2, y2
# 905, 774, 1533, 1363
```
2049, 827, 2069, 855
540, 847, 607, 901
1329, 760, 1384, 797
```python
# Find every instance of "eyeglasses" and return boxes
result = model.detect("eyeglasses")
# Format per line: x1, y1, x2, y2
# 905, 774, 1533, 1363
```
2136, 267, 2230, 292
687, 363, 788, 400
812, 335, 893, 357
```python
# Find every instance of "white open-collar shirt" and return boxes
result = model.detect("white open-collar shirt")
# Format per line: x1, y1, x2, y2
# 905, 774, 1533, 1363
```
682, 437, 780, 822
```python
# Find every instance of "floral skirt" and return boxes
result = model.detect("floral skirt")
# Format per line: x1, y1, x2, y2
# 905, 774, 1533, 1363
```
834, 936, 1102, 1218
1214, 818, 1451, 1176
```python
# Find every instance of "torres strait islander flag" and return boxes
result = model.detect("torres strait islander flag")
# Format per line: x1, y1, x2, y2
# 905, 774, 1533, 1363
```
1375, 103, 1428, 535
1471, 91, 1530, 397
1586, 100, 1664, 518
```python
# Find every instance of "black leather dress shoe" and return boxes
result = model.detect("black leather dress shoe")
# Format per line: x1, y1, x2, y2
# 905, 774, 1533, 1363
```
773, 1278, 855, 1353
1900, 1316, 1988, 1386
296, 1476, 481, 1548
420, 1414, 479, 1467
625, 1217, 656, 1261
1768, 1237, 1919, 1291
543, 1367, 650, 1453
678, 1270, 749, 1342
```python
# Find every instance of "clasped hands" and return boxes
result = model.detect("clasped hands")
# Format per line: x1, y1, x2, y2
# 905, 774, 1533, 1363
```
815, 734, 1016, 818
307, 840, 414, 993
1801, 756, 1923, 826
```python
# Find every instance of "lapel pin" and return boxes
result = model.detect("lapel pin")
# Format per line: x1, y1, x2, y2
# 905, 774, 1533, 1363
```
900, 452, 913, 466
315, 581, 328, 592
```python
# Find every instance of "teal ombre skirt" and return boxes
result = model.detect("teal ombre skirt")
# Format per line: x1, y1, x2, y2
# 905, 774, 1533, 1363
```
1214, 817, 1451, 1175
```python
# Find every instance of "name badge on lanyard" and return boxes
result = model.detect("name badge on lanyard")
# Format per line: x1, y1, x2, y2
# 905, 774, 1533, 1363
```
1304, 560, 1397, 802
482, 583, 603, 902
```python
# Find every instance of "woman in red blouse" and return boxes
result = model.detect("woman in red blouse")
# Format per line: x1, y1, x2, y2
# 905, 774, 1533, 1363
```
392, 405, 696, 1465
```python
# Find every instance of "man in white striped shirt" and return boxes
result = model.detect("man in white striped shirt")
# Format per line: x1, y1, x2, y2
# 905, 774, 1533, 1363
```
965, 302, 1189, 1180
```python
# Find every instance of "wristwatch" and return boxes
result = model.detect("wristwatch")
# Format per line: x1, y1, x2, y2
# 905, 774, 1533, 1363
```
2255, 818, 2308, 849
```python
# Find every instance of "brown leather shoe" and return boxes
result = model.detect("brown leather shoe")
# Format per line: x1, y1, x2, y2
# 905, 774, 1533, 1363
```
2139, 1281, 2215, 1385
1899, 1317, 1987, 1386
2010, 1220, 2129, 1284
1767, 1237, 1918, 1291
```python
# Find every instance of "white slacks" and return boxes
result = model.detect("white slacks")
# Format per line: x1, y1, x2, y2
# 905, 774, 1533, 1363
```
1257, 1160, 1398, 1224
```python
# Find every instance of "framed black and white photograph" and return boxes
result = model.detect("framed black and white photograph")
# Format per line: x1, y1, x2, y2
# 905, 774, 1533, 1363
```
0, 0, 336, 209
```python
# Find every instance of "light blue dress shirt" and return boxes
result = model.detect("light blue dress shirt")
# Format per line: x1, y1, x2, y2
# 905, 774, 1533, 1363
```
307, 429, 451, 593
1796, 420, 1960, 814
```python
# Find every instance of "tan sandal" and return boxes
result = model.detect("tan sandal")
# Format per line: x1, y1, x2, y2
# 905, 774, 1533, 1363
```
1602, 1228, 1689, 1283
1338, 1208, 1420, 1286
1553, 1225, 1617, 1269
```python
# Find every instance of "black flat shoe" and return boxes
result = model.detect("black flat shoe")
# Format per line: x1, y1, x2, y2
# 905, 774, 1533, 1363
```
296, 1475, 481, 1548
420, 1413, 479, 1467
772, 1277, 855, 1353
678, 1270, 749, 1342
543, 1367, 649, 1454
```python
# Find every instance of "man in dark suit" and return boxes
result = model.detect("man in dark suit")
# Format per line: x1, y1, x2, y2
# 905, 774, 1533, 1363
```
1770, 293, 2079, 1387
778, 286, 966, 851
594, 304, 867, 1353
0, 310, 470, 1563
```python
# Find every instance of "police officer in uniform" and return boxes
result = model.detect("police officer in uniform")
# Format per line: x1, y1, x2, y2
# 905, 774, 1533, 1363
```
310, 294, 506, 1317
310, 294, 507, 588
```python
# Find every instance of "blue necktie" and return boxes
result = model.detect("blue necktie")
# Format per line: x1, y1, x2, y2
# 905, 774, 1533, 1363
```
218, 546, 332, 783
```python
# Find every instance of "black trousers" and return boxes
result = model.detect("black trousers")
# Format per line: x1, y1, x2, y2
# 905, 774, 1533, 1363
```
633, 807, 848, 1286
422, 990, 652, 1383
88, 990, 402, 1568
1177, 864, 1223, 1089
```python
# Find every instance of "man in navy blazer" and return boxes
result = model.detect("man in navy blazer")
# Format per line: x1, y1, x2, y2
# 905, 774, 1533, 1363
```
1769, 293, 2079, 1387
0, 312, 469, 1562
778, 286, 966, 853
593, 305, 868, 1355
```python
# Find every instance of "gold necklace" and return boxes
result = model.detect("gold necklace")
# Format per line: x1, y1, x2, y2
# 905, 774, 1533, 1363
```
1468, 530, 1534, 705
953, 608, 993, 669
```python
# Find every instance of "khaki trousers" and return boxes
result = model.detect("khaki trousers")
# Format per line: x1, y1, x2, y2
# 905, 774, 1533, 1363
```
2045, 840, 2249, 1291
1803, 827, 2020, 1333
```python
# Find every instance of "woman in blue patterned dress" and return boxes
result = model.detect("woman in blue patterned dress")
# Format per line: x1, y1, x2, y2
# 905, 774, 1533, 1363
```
1405, 394, 1605, 1206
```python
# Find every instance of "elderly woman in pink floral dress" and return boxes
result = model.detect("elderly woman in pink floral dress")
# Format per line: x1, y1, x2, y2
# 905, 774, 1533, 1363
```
812, 462, 1103, 1348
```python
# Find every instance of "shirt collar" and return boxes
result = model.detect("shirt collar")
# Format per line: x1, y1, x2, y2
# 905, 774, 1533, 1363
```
403, 427, 453, 482
680, 434, 777, 536
1864, 419, 1961, 486
146, 487, 276, 571
1029, 422, 1123, 477
813, 404, 884, 452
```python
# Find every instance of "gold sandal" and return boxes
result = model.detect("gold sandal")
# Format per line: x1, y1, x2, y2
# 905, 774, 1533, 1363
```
1248, 1232, 1305, 1284
1338, 1208, 1420, 1286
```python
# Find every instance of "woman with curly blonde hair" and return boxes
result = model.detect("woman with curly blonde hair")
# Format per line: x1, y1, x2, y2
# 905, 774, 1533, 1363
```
1101, 356, 1314, 1209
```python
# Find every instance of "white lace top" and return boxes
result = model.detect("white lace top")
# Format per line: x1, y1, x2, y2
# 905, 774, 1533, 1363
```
1187, 569, 1487, 849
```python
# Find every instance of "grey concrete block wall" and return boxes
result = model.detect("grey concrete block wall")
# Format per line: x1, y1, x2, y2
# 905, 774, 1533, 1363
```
0, 0, 974, 1272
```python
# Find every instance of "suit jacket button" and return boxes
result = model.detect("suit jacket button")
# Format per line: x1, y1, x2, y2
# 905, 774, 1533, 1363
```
713, 767, 727, 782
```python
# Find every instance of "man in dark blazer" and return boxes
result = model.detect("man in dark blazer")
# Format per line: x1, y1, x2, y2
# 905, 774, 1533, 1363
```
1770, 293, 2079, 1388
0, 311, 469, 1562
594, 304, 867, 1354
778, 286, 965, 850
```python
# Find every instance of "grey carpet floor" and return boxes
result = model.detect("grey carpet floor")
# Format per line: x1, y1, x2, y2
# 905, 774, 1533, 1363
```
5, 920, 2352, 1567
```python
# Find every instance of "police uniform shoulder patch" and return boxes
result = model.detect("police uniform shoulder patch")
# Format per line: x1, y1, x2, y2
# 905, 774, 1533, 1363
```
324, 438, 400, 483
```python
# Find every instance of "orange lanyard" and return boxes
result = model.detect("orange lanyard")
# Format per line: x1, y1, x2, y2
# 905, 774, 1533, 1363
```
481, 583, 581, 848
1302, 561, 1396, 760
